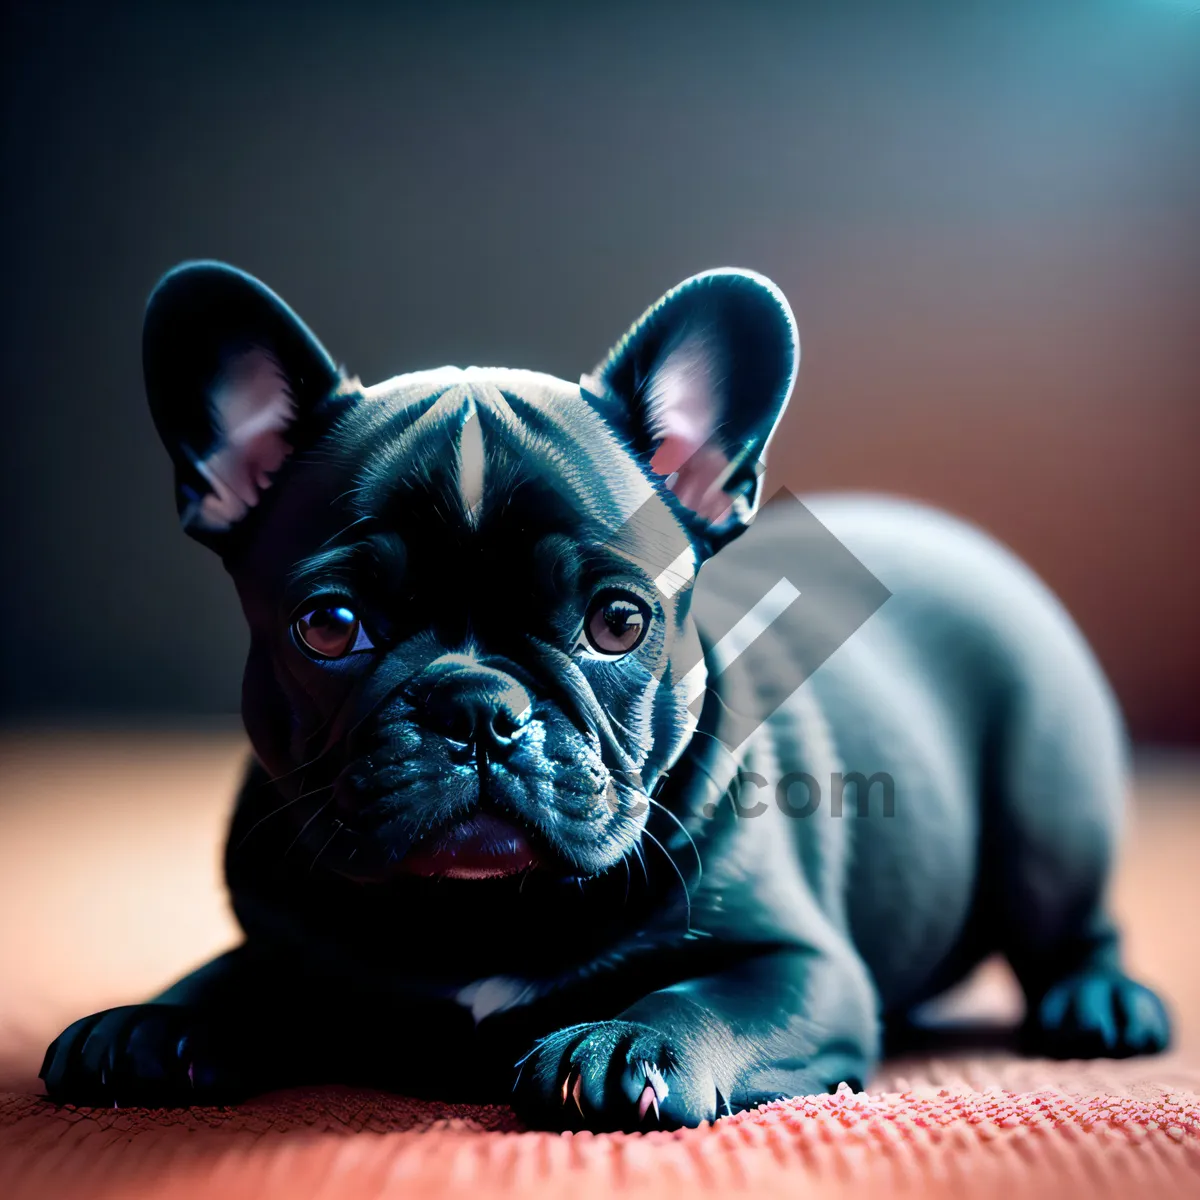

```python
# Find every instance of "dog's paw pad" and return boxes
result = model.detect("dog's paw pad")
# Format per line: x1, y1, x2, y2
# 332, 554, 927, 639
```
1024, 970, 1171, 1059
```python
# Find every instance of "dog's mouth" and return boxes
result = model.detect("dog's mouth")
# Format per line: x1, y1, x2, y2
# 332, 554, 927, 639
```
396, 811, 544, 880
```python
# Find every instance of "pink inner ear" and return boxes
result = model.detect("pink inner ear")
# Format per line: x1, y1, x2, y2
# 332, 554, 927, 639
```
646, 334, 735, 525
654, 440, 735, 524
190, 348, 296, 532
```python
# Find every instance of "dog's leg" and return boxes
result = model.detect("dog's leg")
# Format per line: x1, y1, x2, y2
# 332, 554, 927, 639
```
41, 944, 481, 1107
39, 945, 311, 1105
40, 943, 450, 1105
512, 944, 879, 1131
992, 649, 1171, 1059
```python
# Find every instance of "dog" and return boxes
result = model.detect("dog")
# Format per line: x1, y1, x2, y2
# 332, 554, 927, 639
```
41, 262, 1170, 1130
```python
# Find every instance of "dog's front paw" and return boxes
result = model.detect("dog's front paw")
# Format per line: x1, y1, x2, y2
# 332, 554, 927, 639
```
513, 1020, 721, 1131
1023, 969, 1171, 1060
40, 1005, 245, 1107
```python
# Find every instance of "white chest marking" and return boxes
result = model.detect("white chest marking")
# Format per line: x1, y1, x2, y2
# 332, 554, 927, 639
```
455, 975, 535, 1024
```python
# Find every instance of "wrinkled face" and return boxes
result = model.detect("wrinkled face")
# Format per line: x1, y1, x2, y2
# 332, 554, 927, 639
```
234, 371, 705, 883
144, 261, 797, 891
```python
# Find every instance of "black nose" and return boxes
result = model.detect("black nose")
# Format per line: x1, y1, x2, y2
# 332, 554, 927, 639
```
420, 659, 533, 750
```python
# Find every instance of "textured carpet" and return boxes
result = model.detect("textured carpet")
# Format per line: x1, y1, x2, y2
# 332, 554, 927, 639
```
1, 732, 1198, 1199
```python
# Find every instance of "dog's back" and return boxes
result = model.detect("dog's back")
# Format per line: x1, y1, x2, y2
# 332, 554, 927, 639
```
696, 493, 1127, 1014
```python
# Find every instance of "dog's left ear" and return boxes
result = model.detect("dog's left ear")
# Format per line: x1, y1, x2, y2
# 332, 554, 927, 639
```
584, 269, 798, 550
143, 260, 345, 551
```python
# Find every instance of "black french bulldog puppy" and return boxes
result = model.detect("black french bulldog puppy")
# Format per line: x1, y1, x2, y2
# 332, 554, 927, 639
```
42, 263, 1170, 1129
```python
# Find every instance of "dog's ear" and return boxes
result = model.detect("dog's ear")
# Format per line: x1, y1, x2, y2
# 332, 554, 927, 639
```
583, 269, 798, 550
143, 261, 345, 551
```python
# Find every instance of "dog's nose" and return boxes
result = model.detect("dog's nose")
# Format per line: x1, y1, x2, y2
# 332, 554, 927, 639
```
420, 660, 533, 750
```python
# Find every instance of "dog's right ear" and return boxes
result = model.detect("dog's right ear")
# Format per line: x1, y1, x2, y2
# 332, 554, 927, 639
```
582, 269, 798, 555
144, 261, 346, 552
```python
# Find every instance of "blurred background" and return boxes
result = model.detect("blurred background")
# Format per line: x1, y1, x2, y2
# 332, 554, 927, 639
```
2, 5, 1200, 1168
1, 0, 1198, 742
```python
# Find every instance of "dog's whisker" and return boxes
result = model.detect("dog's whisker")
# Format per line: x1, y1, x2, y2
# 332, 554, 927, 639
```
317, 511, 377, 549
234, 782, 334, 850
640, 827, 693, 931
688, 727, 743, 772
285, 797, 334, 856
631, 840, 649, 888
255, 719, 345, 791
257, 670, 385, 793
310, 820, 344, 872
256, 681, 406, 814
646, 795, 703, 880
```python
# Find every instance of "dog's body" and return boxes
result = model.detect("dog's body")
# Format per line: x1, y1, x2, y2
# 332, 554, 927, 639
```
42, 265, 1169, 1128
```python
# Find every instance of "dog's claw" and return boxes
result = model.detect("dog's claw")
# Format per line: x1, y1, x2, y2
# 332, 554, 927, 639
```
638, 1083, 659, 1123
515, 1020, 691, 1131
561, 1068, 584, 1115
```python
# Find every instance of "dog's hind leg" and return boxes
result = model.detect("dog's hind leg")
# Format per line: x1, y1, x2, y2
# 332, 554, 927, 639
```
989, 615, 1171, 1060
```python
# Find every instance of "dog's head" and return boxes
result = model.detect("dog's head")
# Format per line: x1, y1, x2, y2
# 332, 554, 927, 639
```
145, 263, 797, 887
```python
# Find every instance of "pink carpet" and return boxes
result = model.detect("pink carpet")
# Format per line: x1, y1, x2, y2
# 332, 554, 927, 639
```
1, 732, 1198, 1198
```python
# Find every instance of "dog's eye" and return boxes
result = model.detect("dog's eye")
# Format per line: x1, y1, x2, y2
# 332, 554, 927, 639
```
294, 605, 374, 659
584, 591, 651, 656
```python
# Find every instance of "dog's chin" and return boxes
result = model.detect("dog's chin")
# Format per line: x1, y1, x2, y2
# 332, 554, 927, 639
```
326, 799, 638, 888
396, 811, 543, 880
